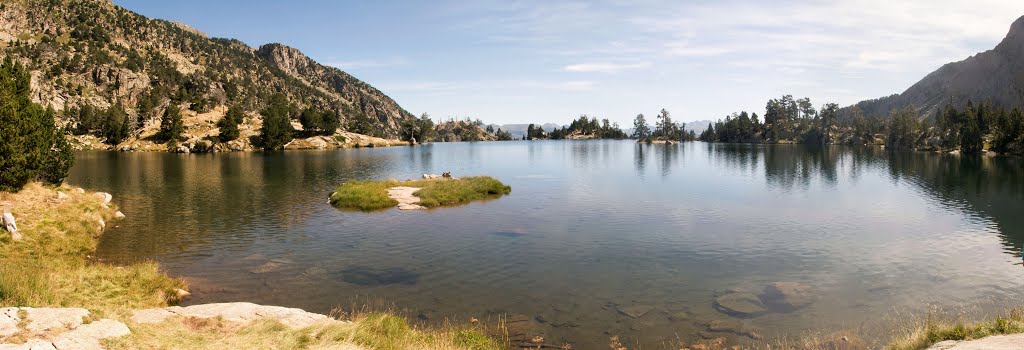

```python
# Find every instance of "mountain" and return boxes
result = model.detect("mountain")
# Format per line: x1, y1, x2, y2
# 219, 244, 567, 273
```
0, 0, 414, 149
490, 123, 564, 139
843, 15, 1024, 119
684, 120, 713, 136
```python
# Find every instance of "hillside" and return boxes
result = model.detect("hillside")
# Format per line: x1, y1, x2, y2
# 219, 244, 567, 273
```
0, 0, 414, 150
843, 15, 1024, 119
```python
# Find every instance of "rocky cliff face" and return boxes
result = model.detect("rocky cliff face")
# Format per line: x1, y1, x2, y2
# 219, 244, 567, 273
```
0, 0, 413, 140
843, 15, 1024, 119
256, 44, 413, 134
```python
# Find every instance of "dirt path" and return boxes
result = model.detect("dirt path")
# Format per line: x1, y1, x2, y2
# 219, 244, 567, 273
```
387, 187, 425, 210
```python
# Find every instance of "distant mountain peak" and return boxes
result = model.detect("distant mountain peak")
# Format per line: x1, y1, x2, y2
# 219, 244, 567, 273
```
842, 15, 1024, 120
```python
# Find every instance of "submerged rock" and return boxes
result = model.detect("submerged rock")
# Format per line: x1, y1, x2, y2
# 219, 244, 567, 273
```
616, 304, 653, 318
760, 282, 815, 312
706, 319, 763, 340
250, 260, 290, 274
713, 292, 767, 317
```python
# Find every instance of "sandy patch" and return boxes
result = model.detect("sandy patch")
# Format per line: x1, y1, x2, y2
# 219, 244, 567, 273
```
387, 187, 425, 210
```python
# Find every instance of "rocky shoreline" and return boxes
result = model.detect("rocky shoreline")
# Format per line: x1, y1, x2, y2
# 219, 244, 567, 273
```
0, 302, 344, 350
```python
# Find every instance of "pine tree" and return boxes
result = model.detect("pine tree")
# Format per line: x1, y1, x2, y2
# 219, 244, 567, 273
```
0, 57, 75, 191
103, 102, 130, 144
321, 110, 340, 136
157, 104, 184, 143
260, 93, 295, 149
217, 105, 242, 142
632, 114, 651, 140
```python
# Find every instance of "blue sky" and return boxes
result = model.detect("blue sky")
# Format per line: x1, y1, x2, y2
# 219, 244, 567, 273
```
114, 0, 1024, 126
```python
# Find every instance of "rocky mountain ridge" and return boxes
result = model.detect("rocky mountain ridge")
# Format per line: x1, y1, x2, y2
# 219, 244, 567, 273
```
843, 15, 1024, 119
0, 0, 414, 149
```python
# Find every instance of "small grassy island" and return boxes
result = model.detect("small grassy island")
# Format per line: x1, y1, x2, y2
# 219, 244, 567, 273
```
329, 176, 512, 211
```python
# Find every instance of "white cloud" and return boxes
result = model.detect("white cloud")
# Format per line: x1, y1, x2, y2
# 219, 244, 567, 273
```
563, 62, 651, 73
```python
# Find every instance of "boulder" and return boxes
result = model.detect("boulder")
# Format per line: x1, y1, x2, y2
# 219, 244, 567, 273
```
23, 307, 90, 332
51, 319, 130, 350
95, 192, 112, 205
132, 302, 330, 329
713, 292, 767, 317
2, 211, 20, 241
114, 211, 125, 219
760, 282, 815, 312
0, 308, 19, 338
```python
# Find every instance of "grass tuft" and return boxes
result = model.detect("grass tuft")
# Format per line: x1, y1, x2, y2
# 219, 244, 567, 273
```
329, 176, 511, 211
886, 307, 1024, 350
0, 182, 185, 312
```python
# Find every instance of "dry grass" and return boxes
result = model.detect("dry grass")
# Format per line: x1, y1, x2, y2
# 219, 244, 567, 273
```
328, 177, 511, 211
0, 182, 185, 312
104, 312, 504, 350
885, 307, 1024, 350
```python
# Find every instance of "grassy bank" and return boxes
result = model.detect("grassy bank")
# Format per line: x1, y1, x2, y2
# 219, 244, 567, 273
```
885, 307, 1024, 350
329, 176, 511, 211
106, 313, 503, 350
0, 182, 185, 311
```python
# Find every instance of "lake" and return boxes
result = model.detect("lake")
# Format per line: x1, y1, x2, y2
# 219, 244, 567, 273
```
67, 141, 1024, 348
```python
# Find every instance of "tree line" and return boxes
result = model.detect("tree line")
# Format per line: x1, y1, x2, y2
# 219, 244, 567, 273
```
631, 109, 697, 142
696, 94, 1024, 155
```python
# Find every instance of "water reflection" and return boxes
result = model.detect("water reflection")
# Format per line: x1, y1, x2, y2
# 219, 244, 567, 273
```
66, 142, 1024, 349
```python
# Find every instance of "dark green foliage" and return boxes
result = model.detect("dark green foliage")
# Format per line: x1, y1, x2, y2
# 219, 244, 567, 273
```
653, 109, 681, 140
526, 124, 545, 140
322, 110, 340, 135
0, 58, 75, 191
546, 115, 628, 140
992, 108, 1023, 152
41, 127, 75, 185
299, 107, 339, 136
102, 103, 130, 145
495, 128, 513, 141
71, 103, 101, 135
960, 108, 984, 154
886, 107, 921, 150
259, 94, 295, 149
632, 114, 651, 140
217, 105, 242, 142
402, 113, 435, 142
157, 104, 184, 143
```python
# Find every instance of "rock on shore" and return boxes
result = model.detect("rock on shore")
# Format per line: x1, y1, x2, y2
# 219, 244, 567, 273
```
927, 334, 1024, 349
1, 303, 343, 349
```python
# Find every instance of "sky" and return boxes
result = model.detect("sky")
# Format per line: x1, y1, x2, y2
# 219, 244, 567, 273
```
114, 0, 1024, 126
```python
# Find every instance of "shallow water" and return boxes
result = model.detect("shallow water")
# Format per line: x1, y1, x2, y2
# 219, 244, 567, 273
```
68, 141, 1024, 348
